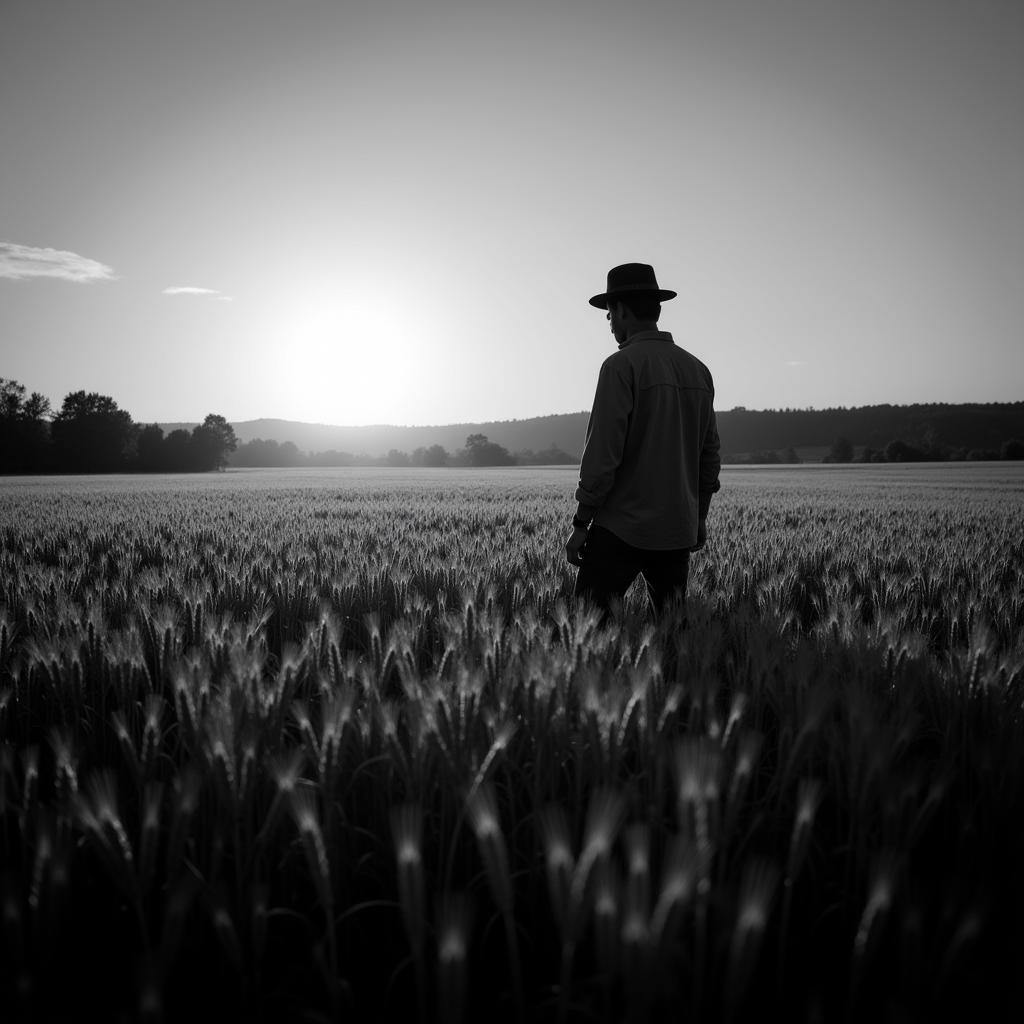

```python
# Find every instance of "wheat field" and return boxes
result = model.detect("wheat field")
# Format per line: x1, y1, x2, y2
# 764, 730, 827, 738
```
1, 463, 1022, 1023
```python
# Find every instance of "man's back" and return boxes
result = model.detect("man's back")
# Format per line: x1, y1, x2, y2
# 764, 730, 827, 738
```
576, 330, 720, 550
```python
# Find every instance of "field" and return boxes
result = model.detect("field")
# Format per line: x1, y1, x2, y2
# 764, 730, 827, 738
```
1, 463, 1023, 1023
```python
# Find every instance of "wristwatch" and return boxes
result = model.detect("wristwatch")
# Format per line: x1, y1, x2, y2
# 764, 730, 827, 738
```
572, 515, 590, 530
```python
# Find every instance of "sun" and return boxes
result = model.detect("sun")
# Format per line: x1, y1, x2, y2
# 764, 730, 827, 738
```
277, 287, 424, 425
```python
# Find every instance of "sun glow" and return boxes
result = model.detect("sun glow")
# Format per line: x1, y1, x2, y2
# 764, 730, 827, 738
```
275, 284, 427, 425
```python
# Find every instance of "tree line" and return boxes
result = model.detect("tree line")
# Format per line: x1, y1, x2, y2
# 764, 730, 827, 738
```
1, 378, 237, 474
836, 435, 1024, 463
719, 402, 1024, 457
0, 379, 576, 474
727, 434, 1024, 465
228, 433, 577, 468
7, 375, 1020, 474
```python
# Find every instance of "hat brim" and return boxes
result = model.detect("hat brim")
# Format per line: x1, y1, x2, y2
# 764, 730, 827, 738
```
589, 288, 677, 309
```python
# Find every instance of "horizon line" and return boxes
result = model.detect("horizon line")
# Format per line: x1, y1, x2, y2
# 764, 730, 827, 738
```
150, 398, 1024, 430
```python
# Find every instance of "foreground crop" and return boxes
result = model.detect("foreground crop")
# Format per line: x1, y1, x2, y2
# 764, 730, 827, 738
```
1, 466, 1022, 1023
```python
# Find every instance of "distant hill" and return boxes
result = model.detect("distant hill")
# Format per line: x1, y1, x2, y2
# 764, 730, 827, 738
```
159, 414, 593, 460
161, 402, 1024, 462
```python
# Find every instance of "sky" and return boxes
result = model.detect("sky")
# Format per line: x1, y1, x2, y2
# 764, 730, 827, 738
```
2, 0, 1022, 426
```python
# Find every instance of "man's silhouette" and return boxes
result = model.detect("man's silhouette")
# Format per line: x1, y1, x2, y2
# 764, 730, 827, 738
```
567, 263, 721, 621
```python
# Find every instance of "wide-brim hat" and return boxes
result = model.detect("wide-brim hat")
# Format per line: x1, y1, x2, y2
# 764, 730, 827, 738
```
589, 263, 677, 308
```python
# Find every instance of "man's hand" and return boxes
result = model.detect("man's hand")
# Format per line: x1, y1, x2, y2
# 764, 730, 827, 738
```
565, 525, 588, 567
691, 517, 707, 552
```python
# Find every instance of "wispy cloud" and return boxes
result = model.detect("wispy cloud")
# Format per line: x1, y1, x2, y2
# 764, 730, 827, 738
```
785, 360, 806, 367
0, 241, 116, 282
163, 286, 233, 301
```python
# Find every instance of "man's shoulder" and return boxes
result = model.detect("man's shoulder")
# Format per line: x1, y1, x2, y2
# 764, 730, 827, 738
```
682, 347, 714, 373
630, 339, 715, 380
671, 345, 715, 385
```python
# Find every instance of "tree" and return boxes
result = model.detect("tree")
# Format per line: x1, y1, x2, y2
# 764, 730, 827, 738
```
464, 433, 514, 467
885, 439, 923, 463
826, 436, 854, 463
424, 444, 449, 467
385, 448, 410, 467
306, 448, 354, 467
534, 443, 575, 465
0, 378, 51, 472
51, 391, 135, 472
411, 444, 449, 467
229, 438, 303, 467
279, 441, 302, 466
1001, 439, 1024, 460
514, 443, 577, 465
164, 429, 192, 469
135, 424, 167, 472
190, 414, 238, 471
0, 379, 20, 423
231, 438, 276, 467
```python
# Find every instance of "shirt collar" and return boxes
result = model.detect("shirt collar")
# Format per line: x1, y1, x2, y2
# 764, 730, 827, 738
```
619, 329, 674, 349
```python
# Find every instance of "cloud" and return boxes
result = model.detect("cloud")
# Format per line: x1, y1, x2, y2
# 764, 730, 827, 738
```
0, 241, 116, 282
785, 360, 806, 367
163, 286, 232, 301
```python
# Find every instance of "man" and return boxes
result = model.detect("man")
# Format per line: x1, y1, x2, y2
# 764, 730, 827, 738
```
566, 262, 721, 621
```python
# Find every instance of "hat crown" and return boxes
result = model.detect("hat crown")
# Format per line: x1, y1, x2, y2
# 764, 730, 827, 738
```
606, 263, 661, 293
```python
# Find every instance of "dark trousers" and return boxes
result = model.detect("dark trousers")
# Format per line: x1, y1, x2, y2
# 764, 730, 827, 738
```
573, 525, 690, 622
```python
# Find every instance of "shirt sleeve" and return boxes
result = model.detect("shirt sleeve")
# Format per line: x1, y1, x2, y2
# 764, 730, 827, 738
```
698, 383, 722, 516
574, 357, 633, 509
